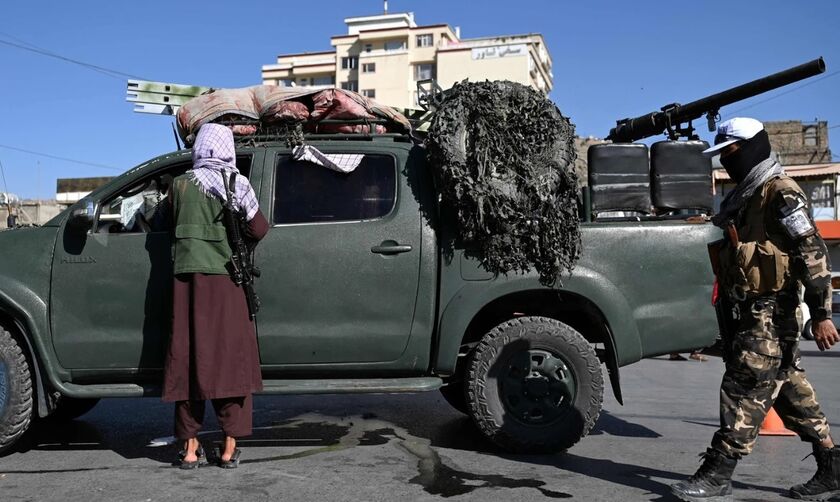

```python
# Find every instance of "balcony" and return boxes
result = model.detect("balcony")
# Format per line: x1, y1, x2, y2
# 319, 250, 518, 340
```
359, 47, 409, 58
267, 56, 337, 71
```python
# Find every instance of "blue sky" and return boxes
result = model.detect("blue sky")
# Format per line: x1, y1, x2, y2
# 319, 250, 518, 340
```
2, 0, 839, 199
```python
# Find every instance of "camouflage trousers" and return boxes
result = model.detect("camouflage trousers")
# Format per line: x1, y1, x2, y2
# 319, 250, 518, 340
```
711, 293, 831, 459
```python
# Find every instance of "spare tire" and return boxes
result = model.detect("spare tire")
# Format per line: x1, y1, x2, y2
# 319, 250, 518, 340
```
426, 80, 580, 286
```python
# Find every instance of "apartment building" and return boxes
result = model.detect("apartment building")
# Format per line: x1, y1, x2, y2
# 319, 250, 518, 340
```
261, 12, 554, 109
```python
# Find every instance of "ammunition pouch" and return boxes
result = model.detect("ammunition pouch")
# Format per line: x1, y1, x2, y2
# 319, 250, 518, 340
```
719, 239, 790, 300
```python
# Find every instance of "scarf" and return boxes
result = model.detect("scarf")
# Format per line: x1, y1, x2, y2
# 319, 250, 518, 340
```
720, 130, 772, 183
711, 157, 783, 228
188, 124, 259, 220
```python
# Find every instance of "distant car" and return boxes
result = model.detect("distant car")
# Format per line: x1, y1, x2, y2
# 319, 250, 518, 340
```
800, 273, 840, 340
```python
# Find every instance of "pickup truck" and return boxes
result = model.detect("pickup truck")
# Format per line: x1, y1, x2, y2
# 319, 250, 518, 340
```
0, 133, 719, 455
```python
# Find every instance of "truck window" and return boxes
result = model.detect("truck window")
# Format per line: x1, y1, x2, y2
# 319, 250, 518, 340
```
273, 154, 396, 224
97, 155, 252, 234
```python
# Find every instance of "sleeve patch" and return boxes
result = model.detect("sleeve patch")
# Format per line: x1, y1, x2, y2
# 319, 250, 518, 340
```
781, 207, 815, 239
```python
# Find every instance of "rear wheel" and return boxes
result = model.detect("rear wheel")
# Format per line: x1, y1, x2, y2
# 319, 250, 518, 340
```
466, 316, 603, 453
48, 397, 100, 421
0, 329, 33, 454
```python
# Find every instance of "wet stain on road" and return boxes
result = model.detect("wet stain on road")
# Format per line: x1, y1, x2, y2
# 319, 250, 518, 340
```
242, 414, 571, 499
400, 438, 571, 498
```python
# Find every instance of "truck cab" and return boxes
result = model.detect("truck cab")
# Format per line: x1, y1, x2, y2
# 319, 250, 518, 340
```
0, 130, 719, 455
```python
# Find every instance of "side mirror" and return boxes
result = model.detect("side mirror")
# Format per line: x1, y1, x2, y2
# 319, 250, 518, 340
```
68, 198, 98, 231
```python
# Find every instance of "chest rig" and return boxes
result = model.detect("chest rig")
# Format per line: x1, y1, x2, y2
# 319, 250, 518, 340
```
717, 176, 796, 301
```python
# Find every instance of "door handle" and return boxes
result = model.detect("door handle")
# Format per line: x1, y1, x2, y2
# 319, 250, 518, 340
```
371, 241, 413, 255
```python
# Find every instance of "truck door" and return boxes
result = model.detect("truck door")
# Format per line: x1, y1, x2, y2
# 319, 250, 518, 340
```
50, 152, 263, 372
255, 147, 422, 367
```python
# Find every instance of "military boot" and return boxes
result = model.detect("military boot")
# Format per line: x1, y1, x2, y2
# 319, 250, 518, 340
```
789, 445, 840, 500
670, 448, 737, 501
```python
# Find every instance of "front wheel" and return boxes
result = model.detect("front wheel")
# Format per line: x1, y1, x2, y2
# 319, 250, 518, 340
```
465, 316, 603, 453
0, 329, 33, 455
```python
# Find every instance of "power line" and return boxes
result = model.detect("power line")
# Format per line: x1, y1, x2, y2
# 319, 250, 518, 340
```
0, 144, 121, 171
0, 35, 147, 81
721, 69, 840, 118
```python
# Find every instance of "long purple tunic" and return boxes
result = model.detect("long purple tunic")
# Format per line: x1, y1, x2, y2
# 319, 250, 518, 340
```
162, 211, 269, 402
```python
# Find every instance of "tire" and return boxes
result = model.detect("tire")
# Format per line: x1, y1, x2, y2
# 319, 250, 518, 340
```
48, 397, 100, 421
466, 316, 603, 453
802, 319, 814, 341
440, 382, 469, 415
0, 329, 33, 455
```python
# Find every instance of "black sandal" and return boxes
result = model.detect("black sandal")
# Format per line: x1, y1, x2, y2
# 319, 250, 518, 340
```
177, 445, 206, 470
218, 447, 241, 469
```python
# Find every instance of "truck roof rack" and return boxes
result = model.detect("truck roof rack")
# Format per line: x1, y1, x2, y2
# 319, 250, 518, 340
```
201, 118, 415, 147
127, 79, 433, 145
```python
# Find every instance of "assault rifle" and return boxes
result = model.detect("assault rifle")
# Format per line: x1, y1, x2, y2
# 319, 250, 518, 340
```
221, 173, 261, 320
607, 58, 826, 142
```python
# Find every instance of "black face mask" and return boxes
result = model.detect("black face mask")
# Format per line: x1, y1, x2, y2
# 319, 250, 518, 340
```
720, 129, 772, 183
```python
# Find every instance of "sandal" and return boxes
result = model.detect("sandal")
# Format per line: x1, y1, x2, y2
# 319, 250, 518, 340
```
177, 445, 206, 470
217, 447, 242, 469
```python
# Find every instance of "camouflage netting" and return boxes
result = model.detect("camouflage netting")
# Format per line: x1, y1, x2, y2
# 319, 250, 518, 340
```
426, 80, 580, 286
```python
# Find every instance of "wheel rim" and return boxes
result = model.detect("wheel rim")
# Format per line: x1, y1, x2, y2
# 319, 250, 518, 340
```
0, 360, 7, 414
500, 349, 576, 425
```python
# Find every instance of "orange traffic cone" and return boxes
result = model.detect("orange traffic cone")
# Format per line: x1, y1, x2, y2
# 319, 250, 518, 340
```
759, 407, 796, 436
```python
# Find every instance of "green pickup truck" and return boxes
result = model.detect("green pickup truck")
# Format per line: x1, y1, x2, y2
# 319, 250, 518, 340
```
0, 135, 719, 455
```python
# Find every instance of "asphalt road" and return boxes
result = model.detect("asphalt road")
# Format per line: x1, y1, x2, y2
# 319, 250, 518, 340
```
2, 341, 839, 502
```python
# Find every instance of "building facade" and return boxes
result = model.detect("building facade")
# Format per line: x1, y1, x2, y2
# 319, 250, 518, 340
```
261, 12, 553, 109
765, 120, 832, 165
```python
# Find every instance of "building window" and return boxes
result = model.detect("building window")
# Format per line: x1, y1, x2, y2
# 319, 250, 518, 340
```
384, 40, 406, 51
362, 89, 376, 99
312, 76, 335, 86
804, 126, 818, 147
341, 81, 358, 92
298, 78, 309, 86
277, 78, 294, 87
341, 56, 358, 70
362, 63, 376, 73
364, 44, 373, 53
414, 63, 435, 81
273, 154, 396, 224
416, 34, 434, 48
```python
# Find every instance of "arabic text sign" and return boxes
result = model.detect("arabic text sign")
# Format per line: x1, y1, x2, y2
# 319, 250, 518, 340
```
472, 44, 527, 61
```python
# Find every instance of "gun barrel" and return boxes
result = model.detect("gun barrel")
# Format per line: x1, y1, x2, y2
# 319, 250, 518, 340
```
607, 58, 826, 142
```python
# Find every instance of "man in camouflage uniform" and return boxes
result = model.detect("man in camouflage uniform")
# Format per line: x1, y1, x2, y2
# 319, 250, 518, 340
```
671, 117, 840, 501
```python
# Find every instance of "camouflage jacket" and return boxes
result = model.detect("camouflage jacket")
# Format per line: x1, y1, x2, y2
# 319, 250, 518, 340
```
723, 175, 832, 321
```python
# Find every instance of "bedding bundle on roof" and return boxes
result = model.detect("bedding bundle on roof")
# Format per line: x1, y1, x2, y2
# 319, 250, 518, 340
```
176, 85, 411, 145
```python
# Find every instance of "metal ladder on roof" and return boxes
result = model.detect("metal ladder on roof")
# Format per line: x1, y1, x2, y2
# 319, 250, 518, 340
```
126, 79, 210, 115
